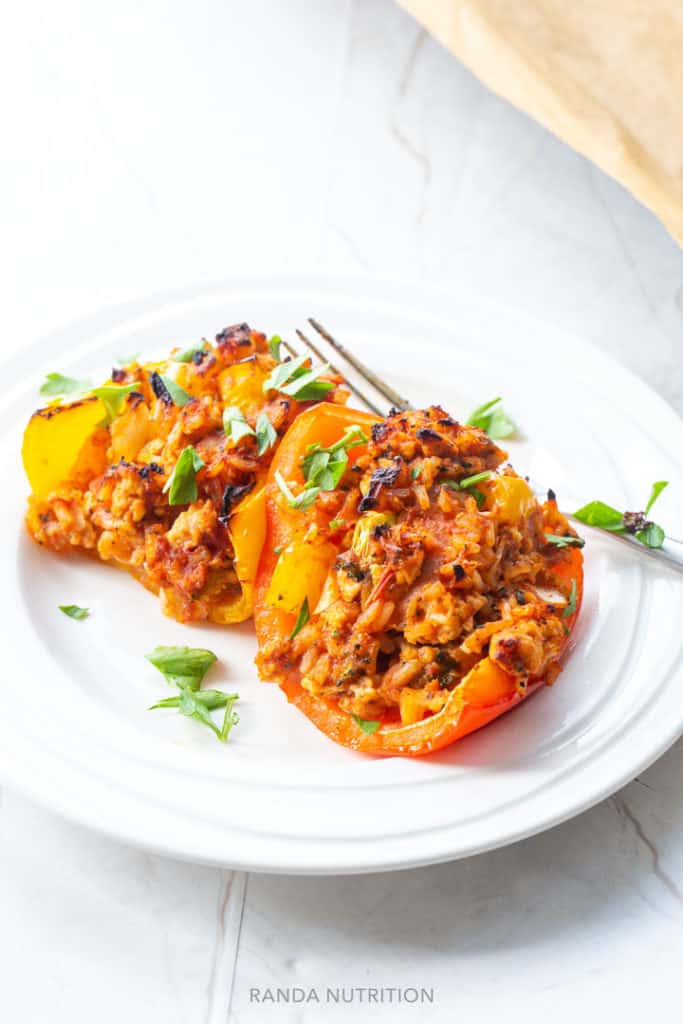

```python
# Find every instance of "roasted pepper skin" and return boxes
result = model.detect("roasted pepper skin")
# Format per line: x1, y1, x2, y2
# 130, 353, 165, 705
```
254, 404, 584, 757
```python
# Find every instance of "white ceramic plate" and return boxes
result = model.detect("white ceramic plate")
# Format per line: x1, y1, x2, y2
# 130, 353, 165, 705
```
1, 275, 682, 874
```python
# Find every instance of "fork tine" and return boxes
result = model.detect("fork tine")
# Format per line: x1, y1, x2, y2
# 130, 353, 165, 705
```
308, 318, 413, 412
282, 339, 301, 359
295, 329, 384, 416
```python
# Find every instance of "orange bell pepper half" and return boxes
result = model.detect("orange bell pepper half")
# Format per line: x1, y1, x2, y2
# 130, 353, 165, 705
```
254, 404, 584, 757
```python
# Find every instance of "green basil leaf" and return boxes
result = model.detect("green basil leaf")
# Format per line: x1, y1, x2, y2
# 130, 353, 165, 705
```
262, 354, 309, 393
466, 397, 516, 438
159, 374, 192, 407
163, 445, 204, 505
146, 645, 217, 690
92, 382, 141, 424
487, 407, 516, 439
174, 339, 209, 363
351, 714, 381, 735
459, 470, 492, 488
573, 500, 625, 531
268, 335, 282, 361
644, 480, 668, 516
410, 466, 421, 481
562, 579, 578, 619
59, 604, 90, 620
151, 688, 230, 711
544, 534, 585, 549
466, 397, 502, 427
40, 372, 92, 398
255, 410, 278, 456
223, 406, 256, 444
274, 470, 320, 512
289, 597, 310, 639
636, 522, 666, 549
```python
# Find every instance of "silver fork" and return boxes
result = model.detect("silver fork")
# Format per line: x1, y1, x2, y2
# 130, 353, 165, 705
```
290, 318, 683, 576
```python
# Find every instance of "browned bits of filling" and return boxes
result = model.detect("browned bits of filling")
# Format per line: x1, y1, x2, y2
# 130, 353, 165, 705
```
26, 325, 345, 623
258, 406, 575, 724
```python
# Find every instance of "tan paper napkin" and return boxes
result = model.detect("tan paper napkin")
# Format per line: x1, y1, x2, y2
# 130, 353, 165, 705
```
396, 0, 683, 242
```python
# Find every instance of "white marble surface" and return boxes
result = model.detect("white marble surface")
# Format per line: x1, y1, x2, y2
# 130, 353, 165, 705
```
2, 1, 683, 1021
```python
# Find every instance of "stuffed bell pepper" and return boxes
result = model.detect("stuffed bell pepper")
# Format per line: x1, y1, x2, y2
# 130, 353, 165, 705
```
254, 404, 583, 756
23, 324, 346, 624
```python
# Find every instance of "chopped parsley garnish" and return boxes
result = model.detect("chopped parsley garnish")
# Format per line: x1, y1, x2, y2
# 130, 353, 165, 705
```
351, 715, 381, 735
262, 354, 334, 402
163, 445, 204, 505
255, 410, 278, 456
410, 466, 421, 481
574, 480, 668, 549
174, 339, 209, 363
223, 406, 256, 444
545, 533, 585, 549
274, 470, 321, 512
268, 335, 283, 361
40, 372, 92, 398
59, 604, 90, 620
92, 381, 141, 424
466, 397, 515, 439
562, 579, 578, 619
290, 597, 310, 639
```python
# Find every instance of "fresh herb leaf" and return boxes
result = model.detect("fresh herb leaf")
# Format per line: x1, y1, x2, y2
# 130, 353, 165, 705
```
146, 645, 217, 690
163, 446, 205, 505
274, 470, 321, 512
574, 482, 669, 550
410, 466, 421, 481
443, 470, 491, 506
59, 604, 90, 620
545, 533, 585, 549
262, 354, 334, 401
636, 522, 666, 549
645, 480, 668, 516
219, 693, 240, 742
255, 410, 278, 456
176, 688, 239, 742
290, 597, 310, 640
174, 339, 209, 363
280, 365, 334, 401
40, 372, 92, 398
351, 714, 381, 735
158, 374, 192, 407
466, 397, 516, 439
92, 381, 141, 424
573, 500, 625, 532
459, 470, 492, 489
223, 406, 256, 444
301, 425, 367, 491
262, 354, 309, 393
328, 518, 345, 530
562, 579, 578, 619
268, 335, 283, 361
150, 689, 230, 711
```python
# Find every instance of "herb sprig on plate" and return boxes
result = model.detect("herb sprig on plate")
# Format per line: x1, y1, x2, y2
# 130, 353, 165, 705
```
146, 645, 239, 742
274, 424, 368, 513
574, 481, 669, 549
